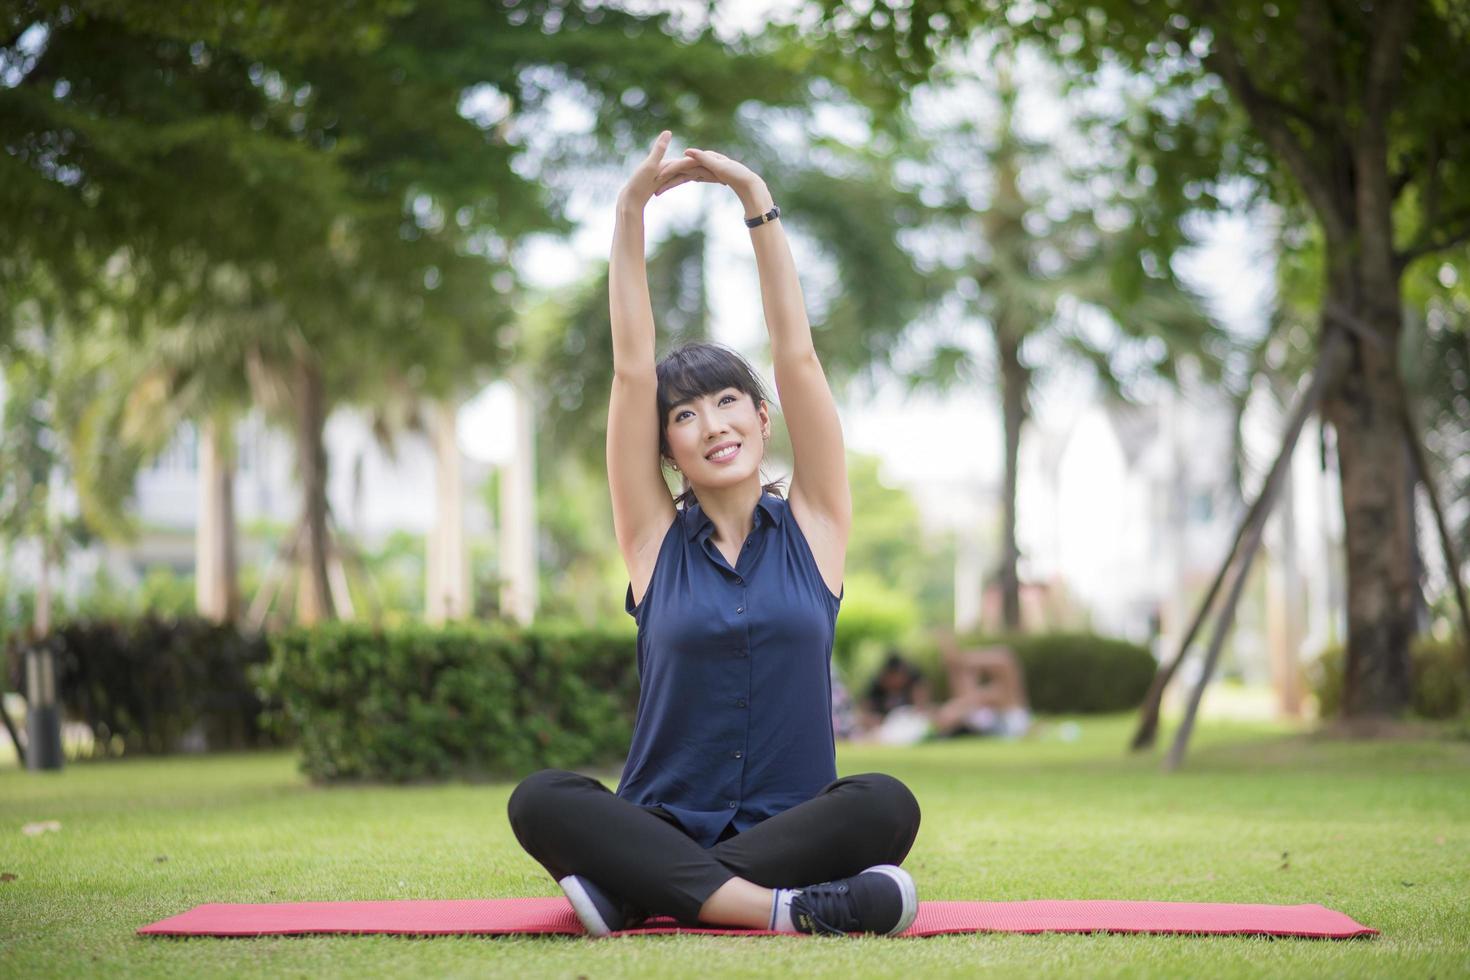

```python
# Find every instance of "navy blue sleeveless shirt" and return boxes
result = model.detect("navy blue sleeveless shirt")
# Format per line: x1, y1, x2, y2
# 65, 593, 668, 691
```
617, 492, 842, 847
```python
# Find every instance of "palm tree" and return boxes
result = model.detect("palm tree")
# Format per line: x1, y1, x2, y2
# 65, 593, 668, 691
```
0, 281, 162, 636
120, 283, 263, 624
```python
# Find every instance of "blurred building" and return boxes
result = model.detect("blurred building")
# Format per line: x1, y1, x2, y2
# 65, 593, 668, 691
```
2, 400, 496, 607
1013, 381, 1345, 697
848, 367, 1347, 703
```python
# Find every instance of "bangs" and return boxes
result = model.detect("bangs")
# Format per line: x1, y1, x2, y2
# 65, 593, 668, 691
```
656, 343, 767, 422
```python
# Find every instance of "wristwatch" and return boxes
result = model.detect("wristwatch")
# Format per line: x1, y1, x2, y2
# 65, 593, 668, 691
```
744, 205, 780, 229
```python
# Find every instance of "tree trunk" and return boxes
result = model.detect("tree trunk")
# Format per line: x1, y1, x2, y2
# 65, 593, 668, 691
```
426, 398, 470, 623
953, 531, 986, 633
1163, 327, 1345, 769
1197, 0, 1420, 723
1320, 259, 1416, 718
1319, 423, 1346, 647
195, 415, 240, 624
292, 353, 335, 625
1405, 444, 1427, 633
1132, 328, 1345, 751
996, 327, 1027, 632
499, 374, 538, 625
1266, 449, 1303, 717
34, 534, 51, 638
1402, 401, 1470, 658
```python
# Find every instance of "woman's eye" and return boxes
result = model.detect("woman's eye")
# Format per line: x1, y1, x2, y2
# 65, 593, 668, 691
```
719, 394, 736, 405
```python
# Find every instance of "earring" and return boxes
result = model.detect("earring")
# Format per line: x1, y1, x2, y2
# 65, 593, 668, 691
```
670, 461, 680, 472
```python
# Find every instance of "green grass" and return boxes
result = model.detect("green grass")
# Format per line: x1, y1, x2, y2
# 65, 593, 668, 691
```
2, 716, 1467, 978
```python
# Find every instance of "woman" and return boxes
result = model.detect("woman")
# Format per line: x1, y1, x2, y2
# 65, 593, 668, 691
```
507, 131, 921, 937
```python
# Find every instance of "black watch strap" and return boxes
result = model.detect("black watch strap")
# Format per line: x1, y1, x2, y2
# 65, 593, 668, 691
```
744, 205, 780, 228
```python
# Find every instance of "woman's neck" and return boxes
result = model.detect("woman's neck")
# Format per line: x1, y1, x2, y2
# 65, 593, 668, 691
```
690, 478, 764, 546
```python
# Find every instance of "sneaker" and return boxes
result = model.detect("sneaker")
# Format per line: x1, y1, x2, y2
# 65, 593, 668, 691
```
557, 875, 645, 937
789, 864, 918, 936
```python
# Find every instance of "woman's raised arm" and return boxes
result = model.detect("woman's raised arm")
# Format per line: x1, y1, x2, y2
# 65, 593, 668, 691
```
658, 148, 850, 592
607, 132, 677, 590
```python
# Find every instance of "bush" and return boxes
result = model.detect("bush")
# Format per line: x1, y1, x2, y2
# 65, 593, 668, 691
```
7, 616, 276, 756
955, 631, 1157, 713
257, 621, 640, 782
831, 572, 918, 673
1311, 637, 1468, 719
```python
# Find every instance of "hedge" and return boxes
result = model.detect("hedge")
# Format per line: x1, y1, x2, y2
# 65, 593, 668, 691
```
954, 631, 1157, 713
257, 621, 640, 782
1311, 637, 1468, 719
7, 616, 276, 756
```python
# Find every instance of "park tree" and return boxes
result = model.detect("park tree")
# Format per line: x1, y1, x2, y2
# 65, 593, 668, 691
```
1401, 256, 1470, 560
889, 44, 1226, 630
2, 0, 409, 624
0, 334, 80, 641
2, 1, 860, 624
0, 277, 160, 639
1399, 253, 1470, 644
814, 0, 1470, 718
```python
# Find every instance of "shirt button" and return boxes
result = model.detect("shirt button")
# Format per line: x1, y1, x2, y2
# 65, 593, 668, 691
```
736, 698, 747, 708
736, 606, 744, 614
728, 801, 738, 809
732, 750, 743, 759
734, 576, 742, 584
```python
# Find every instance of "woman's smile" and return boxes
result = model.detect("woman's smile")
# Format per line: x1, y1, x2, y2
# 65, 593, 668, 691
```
705, 441, 741, 464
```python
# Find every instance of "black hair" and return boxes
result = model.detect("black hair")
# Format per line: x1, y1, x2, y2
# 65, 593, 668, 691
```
655, 341, 785, 510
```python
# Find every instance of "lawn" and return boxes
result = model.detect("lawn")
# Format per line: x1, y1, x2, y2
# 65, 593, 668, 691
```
2, 716, 1467, 978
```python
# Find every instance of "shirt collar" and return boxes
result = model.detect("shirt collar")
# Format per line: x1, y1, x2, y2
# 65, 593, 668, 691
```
683, 491, 783, 540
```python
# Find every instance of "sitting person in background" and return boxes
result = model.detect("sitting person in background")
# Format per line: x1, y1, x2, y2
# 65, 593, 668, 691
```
929, 634, 1031, 739
854, 640, 1031, 744
861, 653, 931, 724
853, 652, 933, 745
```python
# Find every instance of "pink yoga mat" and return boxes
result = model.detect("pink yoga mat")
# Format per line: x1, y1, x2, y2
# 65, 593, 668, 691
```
138, 897, 1376, 939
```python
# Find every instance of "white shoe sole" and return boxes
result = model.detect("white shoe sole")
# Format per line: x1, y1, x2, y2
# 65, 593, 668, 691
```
862, 864, 918, 935
558, 875, 613, 937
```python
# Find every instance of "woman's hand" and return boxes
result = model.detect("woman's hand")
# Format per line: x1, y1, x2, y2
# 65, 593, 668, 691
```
654, 147, 764, 198
617, 130, 676, 209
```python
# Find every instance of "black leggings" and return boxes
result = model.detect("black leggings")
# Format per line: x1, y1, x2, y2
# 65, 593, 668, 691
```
507, 769, 921, 924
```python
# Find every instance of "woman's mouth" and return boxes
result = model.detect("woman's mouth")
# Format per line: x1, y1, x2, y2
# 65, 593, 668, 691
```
705, 442, 741, 464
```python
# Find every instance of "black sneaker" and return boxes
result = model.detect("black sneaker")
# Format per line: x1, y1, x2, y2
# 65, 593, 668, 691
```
789, 864, 918, 936
557, 875, 646, 937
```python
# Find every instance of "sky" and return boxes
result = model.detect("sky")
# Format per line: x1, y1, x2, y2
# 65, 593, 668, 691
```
458, 2, 1276, 514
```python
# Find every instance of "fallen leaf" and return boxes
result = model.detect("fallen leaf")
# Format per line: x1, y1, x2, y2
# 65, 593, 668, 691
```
21, 820, 61, 836
153, 855, 168, 863
1, 872, 16, 882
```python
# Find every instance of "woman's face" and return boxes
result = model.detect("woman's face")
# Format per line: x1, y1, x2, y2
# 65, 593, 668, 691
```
664, 386, 769, 489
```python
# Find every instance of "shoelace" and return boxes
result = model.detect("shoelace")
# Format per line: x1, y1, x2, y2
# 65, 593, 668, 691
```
790, 881, 857, 935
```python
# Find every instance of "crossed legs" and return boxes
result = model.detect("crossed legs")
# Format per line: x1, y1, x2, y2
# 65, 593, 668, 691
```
507, 769, 921, 926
